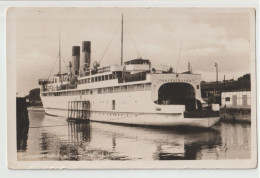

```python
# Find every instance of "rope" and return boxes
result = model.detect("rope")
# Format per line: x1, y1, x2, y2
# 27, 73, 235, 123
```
61, 55, 70, 72
29, 124, 67, 128
99, 25, 120, 64
126, 29, 141, 58
47, 54, 59, 80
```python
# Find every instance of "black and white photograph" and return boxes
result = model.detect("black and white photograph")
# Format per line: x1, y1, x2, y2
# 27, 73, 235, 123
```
7, 7, 257, 169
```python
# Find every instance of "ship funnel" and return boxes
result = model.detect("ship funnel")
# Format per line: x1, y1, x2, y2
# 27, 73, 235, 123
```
72, 46, 80, 75
82, 41, 91, 68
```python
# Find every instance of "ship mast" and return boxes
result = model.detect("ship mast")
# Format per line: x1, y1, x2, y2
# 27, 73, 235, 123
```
59, 31, 63, 84
59, 31, 61, 74
121, 14, 124, 65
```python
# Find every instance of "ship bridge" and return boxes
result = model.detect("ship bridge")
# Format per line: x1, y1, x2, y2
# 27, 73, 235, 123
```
124, 58, 150, 74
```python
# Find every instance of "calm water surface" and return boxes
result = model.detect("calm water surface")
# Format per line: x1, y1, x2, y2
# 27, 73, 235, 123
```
17, 110, 251, 160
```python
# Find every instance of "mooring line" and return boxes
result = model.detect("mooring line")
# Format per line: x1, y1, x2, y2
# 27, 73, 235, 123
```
29, 124, 67, 128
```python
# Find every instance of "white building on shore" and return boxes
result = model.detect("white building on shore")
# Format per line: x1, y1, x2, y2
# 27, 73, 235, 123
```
221, 91, 251, 109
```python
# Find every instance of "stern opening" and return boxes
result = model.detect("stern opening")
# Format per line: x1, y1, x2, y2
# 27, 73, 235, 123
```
156, 82, 197, 111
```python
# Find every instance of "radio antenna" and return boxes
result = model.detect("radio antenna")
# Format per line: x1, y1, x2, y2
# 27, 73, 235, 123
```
121, 14, 124, 65
176, 42, 183, 74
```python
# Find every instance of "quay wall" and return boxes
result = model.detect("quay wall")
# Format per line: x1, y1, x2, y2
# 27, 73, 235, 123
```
220, 107, 251, 123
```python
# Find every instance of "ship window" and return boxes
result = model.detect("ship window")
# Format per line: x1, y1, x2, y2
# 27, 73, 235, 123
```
105, 75, 108, 80
114, 86, 120, 92
128, 85, 135, 92
121, 85, 127, 92
102, 76, 105, 81
136, 84, 144, 91
91, 78, 94, 82
90, 90, 92, 94
145, 83, 152, 90
225, 97, 230, 101
197, 85, 200, 89
98, 88, 102, 94
108, 87, 113, 93
109, 74, 113, 80
112, 100, 115, 110
98, 76, 101, 81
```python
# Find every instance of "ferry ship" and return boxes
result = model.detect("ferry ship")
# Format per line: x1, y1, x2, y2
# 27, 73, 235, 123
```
39, 16, 220, 128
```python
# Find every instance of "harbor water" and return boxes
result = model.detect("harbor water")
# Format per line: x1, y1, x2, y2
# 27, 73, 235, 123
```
17, 110, 251, 160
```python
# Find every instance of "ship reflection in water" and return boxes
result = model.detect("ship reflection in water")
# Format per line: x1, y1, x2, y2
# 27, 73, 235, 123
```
17, 110, 251, 160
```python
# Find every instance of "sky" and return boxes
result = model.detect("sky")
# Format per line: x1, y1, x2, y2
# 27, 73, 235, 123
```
8, 7, 254, 96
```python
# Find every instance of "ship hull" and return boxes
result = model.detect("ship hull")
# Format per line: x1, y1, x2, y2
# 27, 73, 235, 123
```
41, 88, 220, 128
44, 108, 220, 128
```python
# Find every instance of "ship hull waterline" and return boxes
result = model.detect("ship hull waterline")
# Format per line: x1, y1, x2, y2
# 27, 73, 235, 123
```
44, 108, 220, 128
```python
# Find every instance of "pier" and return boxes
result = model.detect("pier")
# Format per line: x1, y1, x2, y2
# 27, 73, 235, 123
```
16, 97, 30, 151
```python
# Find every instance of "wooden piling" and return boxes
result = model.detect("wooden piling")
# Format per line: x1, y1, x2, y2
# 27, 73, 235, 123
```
67, 101, 90, 122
